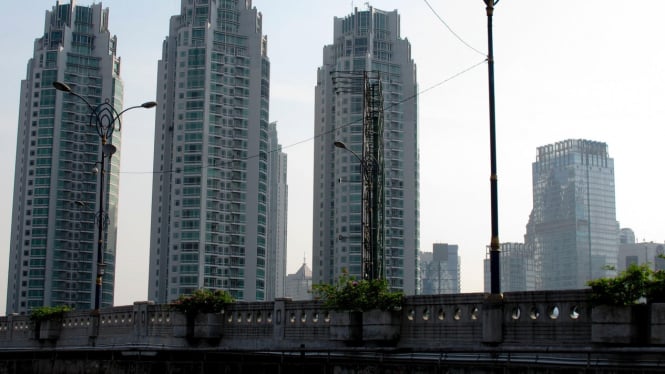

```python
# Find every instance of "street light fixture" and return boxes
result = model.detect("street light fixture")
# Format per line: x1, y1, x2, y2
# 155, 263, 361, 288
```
53, 81, 156, 311
334, 141, 361, 162
334, 140, 382, 281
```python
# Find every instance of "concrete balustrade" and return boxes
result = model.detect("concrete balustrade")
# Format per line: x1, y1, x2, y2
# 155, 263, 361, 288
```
2, 289, 664, 352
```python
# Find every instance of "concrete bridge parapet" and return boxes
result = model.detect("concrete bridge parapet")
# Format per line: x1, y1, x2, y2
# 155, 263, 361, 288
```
1, 289, 665, 372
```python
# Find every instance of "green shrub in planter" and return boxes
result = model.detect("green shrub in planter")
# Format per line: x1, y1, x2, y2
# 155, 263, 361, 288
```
312, 270, 403, 312
29, 305, 73, 323
170, 289, 234, 317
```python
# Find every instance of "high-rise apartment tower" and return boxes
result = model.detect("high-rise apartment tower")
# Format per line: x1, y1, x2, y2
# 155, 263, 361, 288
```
312, 7, 419, 294
525, 139, 619, 290
266, 122, 287, 300
7, 2, 122, 314
149, 0, 280, 302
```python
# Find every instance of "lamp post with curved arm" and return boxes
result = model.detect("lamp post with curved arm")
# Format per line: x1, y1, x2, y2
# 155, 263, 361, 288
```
334, 141, 383, 281
53, 81, 156, 311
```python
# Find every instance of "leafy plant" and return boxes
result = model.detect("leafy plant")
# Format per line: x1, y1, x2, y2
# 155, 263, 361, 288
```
170, 289, 234, 317
312, 270, 403, 312
29, 305, 73, 323
587, 263, 665, 305
646, 268, 665, 303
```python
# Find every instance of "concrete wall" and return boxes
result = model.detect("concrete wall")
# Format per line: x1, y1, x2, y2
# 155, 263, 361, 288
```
1, 290, 665, 372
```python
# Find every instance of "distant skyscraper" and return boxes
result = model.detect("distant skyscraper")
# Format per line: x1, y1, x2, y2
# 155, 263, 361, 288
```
149, 0, 278, 302
421, 244, 460, 295
285, 262, 313, 301
525, 139, 619, 290
619, 228, 636, 244
483, 242, 535, 292
7, 2, 122, 314
618, 241, 665, 272
312, 6, 419, 294
266, 122, 287, 299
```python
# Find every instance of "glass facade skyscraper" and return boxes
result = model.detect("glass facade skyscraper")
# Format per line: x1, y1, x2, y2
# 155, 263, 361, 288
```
7, 2, 122, 314
312, 7, 419, 294
525, 139, 619, 290
421, 244, 460, 295
483, 242, 536, 292
148, 0, 280, 302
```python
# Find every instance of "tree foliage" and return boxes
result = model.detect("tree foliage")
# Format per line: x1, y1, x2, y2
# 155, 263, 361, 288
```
587, 262, 665, 306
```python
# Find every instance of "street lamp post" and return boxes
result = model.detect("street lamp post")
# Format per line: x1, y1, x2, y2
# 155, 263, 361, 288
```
334, 141, 382, 280
484, 0, 501, 295
53, 81, 156, 311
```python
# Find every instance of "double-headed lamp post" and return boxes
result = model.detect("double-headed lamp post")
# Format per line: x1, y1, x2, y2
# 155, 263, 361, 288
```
53, 81, 156, 311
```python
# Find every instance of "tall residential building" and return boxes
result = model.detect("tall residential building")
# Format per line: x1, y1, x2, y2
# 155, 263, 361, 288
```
525, 139, 619, 290
7, 2, 122, 314
421, 244, 460, 295
483, 242, 536, 292
149, 0, 276, 302
312, 6, 419, 294
266, 122, 287, 299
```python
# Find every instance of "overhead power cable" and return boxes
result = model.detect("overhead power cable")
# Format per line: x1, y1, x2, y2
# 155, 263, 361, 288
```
423, 0, 486, 57
120, 59, 487, 175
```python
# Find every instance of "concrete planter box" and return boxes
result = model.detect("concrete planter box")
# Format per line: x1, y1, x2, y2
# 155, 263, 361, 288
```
330, 310, 401, 343
330, 311, 362, 342
194, 313, 223, 338
649, 303, 665, 344
173, 313, 223, 339
591, 304, 648, 344
362, 309, 401, 342
37, 319, 62, 340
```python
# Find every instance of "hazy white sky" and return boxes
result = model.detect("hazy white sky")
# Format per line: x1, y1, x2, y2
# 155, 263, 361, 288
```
1, 1, 664, 311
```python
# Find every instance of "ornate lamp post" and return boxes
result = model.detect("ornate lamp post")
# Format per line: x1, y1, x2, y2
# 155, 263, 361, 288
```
53, 81, 156, 311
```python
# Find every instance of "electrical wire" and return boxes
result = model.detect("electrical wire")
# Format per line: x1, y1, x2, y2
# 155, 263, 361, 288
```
119, 58, 487, 175
423, 0, 486, 57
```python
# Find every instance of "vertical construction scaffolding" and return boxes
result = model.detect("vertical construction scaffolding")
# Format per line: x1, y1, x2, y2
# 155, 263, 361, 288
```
331, 70, 385, 280
362, 72, 385, 280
